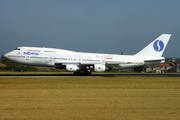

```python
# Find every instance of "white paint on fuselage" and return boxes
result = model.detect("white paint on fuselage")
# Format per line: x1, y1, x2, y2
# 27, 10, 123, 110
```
4, 34, 171, 72
4, 46, 164, 70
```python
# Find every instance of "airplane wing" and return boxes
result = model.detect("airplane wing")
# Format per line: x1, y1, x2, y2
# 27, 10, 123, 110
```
54, 60, 142, 71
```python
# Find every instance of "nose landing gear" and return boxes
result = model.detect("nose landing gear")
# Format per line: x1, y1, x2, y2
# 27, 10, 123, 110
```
20, 65, 23, 72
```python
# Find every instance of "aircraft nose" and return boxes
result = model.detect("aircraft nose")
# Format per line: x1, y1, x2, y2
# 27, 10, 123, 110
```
3, 50, 20, 62
3, 53, 9, 60
3, 51, 13, 61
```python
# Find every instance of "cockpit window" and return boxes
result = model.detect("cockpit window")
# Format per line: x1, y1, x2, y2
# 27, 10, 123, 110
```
15, 48, 20, 50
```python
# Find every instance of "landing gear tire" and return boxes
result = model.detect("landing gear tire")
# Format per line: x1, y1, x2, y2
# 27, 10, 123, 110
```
74, 71, 91, 76
74, 72, 82, 76
83, 71, 91, 76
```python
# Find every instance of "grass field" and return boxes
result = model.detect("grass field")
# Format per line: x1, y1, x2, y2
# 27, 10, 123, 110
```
0, 77, 180, 120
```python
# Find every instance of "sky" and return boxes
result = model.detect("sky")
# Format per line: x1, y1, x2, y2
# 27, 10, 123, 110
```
0, 0, 180, 58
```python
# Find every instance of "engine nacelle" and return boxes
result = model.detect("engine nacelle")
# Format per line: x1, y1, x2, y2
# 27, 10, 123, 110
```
66, 64, 80, 72
94, 64, 106, 72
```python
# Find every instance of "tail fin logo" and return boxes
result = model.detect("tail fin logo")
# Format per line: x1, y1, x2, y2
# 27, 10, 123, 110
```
153, 40, 164, 52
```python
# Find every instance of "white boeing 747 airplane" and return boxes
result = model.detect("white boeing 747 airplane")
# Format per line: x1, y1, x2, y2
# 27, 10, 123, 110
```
4, 34, 171, 75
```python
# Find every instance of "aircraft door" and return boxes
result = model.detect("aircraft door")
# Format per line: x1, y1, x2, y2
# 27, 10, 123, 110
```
49, 57, 53, 62
26, 56, 30, 60
40, 48, 44, 54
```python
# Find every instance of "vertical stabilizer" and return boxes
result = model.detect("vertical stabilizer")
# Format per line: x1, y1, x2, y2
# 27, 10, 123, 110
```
135, 34, 171, 57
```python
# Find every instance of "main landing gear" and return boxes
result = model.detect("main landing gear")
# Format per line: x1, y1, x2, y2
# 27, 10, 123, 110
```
74, 71, 91, 76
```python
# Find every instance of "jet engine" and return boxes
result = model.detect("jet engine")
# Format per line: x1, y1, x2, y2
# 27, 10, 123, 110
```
66, 64, 80, 72
94, 64, 106, 72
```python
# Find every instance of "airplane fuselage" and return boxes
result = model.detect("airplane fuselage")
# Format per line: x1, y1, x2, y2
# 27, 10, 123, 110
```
4, 47, 164, 71
4, 34, 171, 74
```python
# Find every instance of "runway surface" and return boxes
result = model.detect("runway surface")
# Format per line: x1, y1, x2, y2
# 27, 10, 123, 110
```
1, 73, 180, 77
